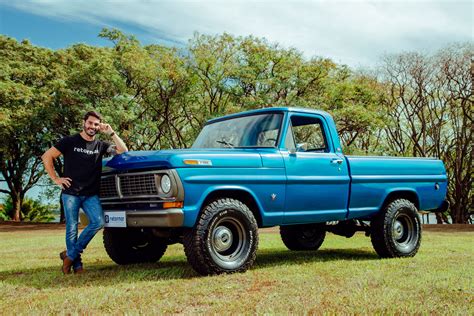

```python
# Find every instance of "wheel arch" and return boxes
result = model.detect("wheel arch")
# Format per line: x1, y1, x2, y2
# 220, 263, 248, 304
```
380, 189, 420, 212
199, 188, 264, 228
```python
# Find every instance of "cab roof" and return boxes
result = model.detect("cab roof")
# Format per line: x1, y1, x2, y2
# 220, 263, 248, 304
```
206, 107, 332, 125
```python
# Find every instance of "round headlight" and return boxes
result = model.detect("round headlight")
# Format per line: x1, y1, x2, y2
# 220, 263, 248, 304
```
160, 174, 171, 194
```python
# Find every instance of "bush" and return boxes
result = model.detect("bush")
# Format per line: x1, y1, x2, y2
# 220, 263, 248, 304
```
0, 196, 56, 222
0, 209, 8, 221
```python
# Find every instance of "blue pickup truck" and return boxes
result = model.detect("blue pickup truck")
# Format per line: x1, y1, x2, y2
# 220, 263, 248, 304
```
100, 107, 448, 275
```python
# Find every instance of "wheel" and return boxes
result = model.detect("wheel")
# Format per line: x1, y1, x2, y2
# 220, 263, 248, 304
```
371, 198, 422, 258
280, 224, 326, 251
183, 198, 259, 275
103, 228, 167, 264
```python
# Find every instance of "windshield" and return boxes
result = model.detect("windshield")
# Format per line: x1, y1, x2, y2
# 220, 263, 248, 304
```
192, 113, 283, 149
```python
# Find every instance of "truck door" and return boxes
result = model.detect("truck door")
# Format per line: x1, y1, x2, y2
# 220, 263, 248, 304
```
281, 113, 350, 224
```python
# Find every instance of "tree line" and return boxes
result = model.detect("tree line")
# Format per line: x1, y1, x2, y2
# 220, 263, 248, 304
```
0, 29, 471, 223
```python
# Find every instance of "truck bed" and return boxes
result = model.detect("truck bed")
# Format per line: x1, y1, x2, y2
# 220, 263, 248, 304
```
345, 156, 448, 219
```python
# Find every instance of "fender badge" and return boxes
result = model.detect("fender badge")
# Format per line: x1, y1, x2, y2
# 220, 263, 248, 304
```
183, 159, 212, 166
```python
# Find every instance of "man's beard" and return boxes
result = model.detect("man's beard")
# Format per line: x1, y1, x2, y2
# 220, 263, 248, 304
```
84, 125, 98, 136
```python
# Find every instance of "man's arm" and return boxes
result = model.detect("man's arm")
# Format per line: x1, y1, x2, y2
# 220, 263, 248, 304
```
110, 133, 128, 154
41, 147, 72, 189
100, 123, 128, 154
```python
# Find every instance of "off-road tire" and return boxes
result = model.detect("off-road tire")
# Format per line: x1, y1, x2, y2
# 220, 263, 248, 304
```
183, 198, 259, 275
103, 228, 167, 264
371, 198, 422, 258
280, 224, 326, 251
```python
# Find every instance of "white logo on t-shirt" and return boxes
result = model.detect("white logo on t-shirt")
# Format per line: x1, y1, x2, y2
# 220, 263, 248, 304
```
74, 147, 99, 155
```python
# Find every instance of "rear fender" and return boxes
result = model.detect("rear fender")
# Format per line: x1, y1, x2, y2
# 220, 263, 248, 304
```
380, 189, 420, 212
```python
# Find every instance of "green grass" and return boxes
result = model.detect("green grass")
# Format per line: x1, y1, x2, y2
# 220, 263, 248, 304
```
0, 229, 472, 314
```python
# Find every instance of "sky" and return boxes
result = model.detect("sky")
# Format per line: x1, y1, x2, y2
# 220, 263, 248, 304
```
0, 0, 472, 203
0, 0, 472, 68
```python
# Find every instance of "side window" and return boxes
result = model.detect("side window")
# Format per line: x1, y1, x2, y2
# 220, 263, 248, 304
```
257, 128, 279, 147
290, 115, 328, 152
284, 121, 296, 151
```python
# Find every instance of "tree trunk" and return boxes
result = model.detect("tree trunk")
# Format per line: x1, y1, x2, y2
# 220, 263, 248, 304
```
11, 194, 22, 221
450, 202, 466, 224
435, 213, 443, 224
435, 212, 450, 224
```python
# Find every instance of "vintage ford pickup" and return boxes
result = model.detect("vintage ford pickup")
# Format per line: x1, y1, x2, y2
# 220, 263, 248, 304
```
100, 107, 448, 275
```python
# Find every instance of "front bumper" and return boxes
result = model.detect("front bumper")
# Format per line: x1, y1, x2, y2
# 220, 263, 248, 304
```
104, 208, 184, 227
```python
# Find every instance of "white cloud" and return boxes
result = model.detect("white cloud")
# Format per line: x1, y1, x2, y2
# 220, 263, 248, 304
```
2, 0, 472, 67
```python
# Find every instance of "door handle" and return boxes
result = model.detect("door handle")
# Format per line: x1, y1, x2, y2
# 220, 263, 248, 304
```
331, 158, 343, 165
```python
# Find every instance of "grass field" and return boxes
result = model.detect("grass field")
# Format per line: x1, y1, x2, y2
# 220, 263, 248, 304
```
0, 227, 472, 314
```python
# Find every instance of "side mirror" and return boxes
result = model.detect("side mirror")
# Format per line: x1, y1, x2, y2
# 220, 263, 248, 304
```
296, 143, 308, 152
289, 143, 307, 155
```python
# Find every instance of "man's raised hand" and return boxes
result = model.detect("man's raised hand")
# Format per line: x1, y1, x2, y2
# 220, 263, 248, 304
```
99, 123, 114, 135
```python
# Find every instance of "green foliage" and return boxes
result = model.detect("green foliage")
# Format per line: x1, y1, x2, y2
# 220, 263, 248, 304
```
0, 36, 62, 220
0, 208, 8, 221
0, 30, 470, 222
1, 196, 55, 222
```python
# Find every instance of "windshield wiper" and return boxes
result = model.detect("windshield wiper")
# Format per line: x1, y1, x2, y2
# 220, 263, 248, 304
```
216, 139, 234, 148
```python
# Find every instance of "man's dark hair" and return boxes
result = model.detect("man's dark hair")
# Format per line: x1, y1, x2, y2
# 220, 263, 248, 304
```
83, 111, 102, 122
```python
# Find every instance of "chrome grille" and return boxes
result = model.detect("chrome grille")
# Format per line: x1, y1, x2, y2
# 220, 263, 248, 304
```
100, 176, 118, 198
120, 174, 158, 196
100, 170, 183, 203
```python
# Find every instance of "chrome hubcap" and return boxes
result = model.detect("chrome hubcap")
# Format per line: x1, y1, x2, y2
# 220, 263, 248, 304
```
208, 215, 250, 270
212, 226, 233, 252
393, 220, 404, 240
391, 212, 419, 252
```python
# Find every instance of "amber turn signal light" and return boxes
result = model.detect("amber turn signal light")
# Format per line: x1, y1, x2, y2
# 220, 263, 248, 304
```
163, 201, 183, 209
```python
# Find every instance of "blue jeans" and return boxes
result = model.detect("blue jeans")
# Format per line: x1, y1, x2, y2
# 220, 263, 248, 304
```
62, 194, 105, 269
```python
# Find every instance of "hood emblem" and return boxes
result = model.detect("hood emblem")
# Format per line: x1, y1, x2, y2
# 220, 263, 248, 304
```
271, 193, 277, 201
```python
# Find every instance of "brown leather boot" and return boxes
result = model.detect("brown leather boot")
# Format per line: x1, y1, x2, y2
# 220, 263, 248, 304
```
62, 256, 73, 275
73, 266, 85, 274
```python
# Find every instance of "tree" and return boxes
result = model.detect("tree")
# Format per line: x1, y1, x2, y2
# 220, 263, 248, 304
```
380, 43, 473, 223
434, 44, 473, 223
0, 35, 126, 221
0, 36, 62, 221
321, 68, 386, 153
99, 28, 194, 149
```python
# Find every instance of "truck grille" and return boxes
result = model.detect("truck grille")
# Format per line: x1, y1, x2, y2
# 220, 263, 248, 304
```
100, 173, 159, 199
120, 174, 158, 196
100, 176, 118, 198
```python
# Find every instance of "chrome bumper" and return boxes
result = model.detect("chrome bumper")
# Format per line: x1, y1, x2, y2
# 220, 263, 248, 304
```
104, 209, 184, 227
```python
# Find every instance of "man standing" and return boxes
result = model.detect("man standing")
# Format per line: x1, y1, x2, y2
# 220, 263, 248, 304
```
42, 111, 128, 274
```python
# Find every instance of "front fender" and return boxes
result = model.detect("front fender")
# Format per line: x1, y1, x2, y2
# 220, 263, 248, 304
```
182, 185, 266, 227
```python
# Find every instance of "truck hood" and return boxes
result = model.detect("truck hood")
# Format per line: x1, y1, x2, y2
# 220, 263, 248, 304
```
104, 149, 264, 172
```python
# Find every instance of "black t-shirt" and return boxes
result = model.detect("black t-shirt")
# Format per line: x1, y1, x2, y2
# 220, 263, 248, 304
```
54, 133, 111, 196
